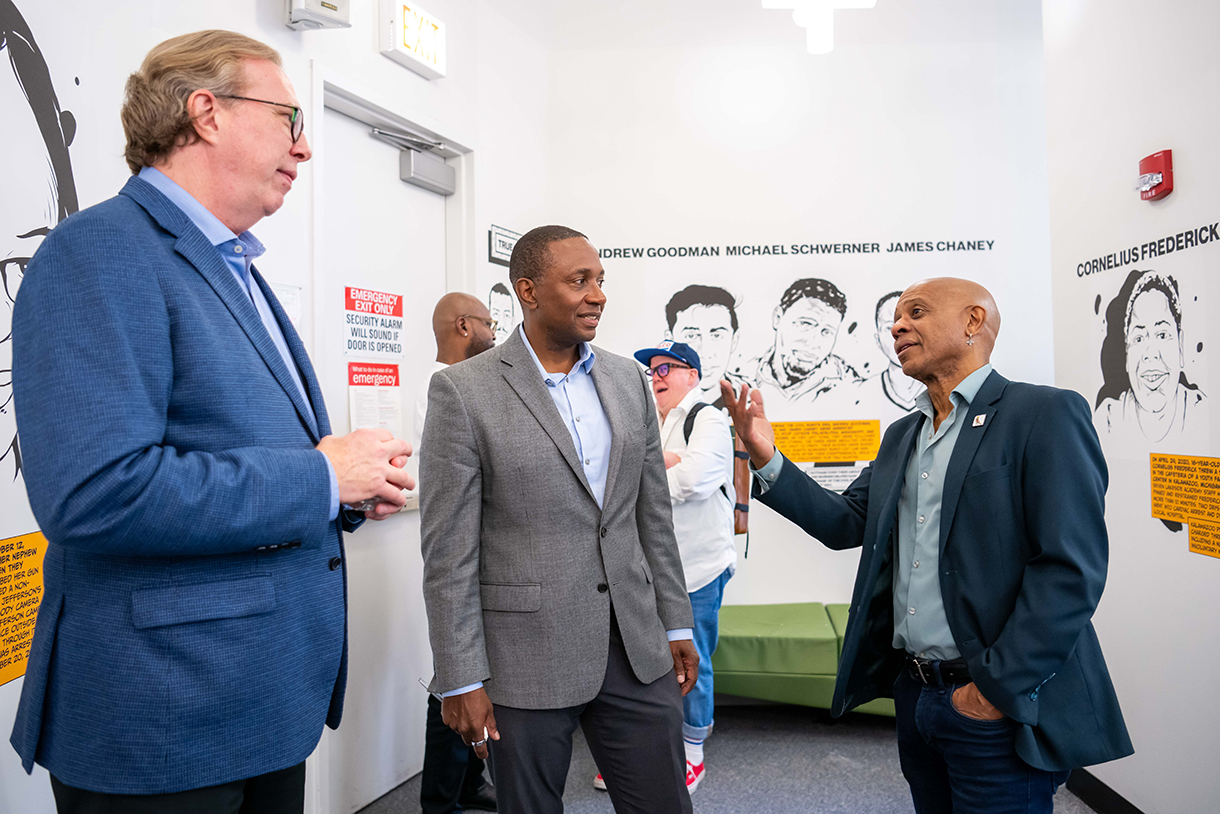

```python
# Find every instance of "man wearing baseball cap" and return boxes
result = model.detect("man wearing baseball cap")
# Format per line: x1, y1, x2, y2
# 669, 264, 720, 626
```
596, 340, 737, 793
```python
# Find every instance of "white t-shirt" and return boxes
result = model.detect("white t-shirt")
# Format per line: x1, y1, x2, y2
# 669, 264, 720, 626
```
659, 387, 738, 593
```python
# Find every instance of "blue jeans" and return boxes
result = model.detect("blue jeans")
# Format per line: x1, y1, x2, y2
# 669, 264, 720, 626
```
682, 567, 732, 741
893, 671, 1070, 814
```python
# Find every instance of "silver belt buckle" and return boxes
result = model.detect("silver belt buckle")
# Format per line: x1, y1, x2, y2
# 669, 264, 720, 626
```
914, 658, 929, 684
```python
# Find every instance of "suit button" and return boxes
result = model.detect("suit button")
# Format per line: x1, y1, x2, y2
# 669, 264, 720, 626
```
328, 557, 342, 571
600, 528, 607, 538
597, 583, 609, 593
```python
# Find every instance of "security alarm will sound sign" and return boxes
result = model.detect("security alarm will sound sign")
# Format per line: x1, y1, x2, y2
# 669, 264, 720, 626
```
344, 286, 404, 359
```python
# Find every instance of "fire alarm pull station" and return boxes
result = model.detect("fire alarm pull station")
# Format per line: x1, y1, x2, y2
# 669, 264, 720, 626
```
1134, 150, 1173, 201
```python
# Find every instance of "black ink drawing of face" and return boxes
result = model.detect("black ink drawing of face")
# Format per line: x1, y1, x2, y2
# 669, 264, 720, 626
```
488, 282, 515, 346
1124, 283, 1183, 415
1, 0, 79, 480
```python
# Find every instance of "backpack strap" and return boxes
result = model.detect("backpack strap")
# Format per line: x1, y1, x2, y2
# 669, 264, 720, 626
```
683, 402, 734, 505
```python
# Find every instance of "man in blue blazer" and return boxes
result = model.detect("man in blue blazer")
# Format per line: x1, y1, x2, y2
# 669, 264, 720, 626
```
722, 278, 1132, 814
9, 31, 412, 811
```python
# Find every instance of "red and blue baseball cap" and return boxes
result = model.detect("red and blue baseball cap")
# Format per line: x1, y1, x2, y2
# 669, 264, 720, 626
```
633, 339, 702, 377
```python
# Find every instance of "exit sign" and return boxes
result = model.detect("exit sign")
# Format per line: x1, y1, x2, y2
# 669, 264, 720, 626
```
380, 1, 446, 80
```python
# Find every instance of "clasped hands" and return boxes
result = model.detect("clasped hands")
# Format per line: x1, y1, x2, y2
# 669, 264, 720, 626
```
317, 428, 414, 520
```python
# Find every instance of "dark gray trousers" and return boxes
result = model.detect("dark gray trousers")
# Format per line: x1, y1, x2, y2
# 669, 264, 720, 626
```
487, 610, 692, 814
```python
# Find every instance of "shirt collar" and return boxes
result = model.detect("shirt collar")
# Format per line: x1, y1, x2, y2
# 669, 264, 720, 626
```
914, 363, 993, 416
518, 323, 596, 385
670, 385, 704, 416
138, 166, 265, 260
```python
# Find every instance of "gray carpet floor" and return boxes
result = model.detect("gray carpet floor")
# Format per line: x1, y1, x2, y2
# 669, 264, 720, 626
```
359, 704, 1095, 813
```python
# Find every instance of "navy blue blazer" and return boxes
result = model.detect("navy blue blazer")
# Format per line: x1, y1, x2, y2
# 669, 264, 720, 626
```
9, 176, 362, 794
759, 371, 1132, 771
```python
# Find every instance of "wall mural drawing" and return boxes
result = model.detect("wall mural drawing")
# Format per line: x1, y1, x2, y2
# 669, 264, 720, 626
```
1094, 268, 1206, 445
1, 0, 79, 486
870, 289, 922, 412
731, 277, 864, 406
663, 284, 750, 409
488, 281, 516, 346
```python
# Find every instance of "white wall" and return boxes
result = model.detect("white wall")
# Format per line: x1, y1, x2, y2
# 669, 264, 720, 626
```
520, 0, 1054, 608
0, 1, 553, 812
1043, 1, 1220, 811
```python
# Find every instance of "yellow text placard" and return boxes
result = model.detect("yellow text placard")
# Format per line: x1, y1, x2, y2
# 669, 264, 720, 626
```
1150, 454, 1220, 525
1189, 521, 1220, 560
0, 532, 48, 686
772, 420, 881, 464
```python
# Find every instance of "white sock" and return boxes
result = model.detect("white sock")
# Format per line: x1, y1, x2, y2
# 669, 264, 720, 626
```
684, 738, 705, 766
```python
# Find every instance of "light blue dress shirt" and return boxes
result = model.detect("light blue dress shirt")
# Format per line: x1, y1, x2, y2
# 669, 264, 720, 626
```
893, 363, 992, 658
138, 167, 339, 520
752, 364, 994, 659
443, 326, 690, 699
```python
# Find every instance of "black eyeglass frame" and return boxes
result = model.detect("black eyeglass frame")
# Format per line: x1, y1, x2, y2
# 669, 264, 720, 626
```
459, 315, 499, 333
216, 94, 305, 143
645, 362, 694, 379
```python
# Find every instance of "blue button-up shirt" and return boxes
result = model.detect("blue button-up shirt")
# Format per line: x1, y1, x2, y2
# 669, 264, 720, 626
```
138, 167, 339, 520
893, 363, 992, 658
518, 324, 613, 507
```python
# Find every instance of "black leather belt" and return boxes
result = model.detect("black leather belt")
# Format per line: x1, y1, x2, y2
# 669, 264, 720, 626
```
906, 655, 972, 686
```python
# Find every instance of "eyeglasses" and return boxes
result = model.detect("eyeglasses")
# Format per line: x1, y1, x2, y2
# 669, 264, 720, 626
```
645, 362, 693, 379
217, 95, 305, 143
460, 315, 499, 333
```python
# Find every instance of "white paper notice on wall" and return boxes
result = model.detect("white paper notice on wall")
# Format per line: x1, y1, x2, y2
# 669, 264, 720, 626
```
344, 286, 405, 358
348, 362, 405, 439
270, 283, 303, 331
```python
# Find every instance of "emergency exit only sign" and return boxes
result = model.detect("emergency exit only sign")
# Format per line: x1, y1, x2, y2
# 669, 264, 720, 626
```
343, 286, 404, 358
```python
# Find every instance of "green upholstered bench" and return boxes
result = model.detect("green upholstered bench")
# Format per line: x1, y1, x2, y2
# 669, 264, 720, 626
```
713, 602, 894, 717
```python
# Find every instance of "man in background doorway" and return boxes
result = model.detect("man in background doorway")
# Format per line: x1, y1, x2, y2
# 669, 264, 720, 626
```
664, 284, 748, 409
737, 277, 863, 406
10, 30, 412, 812
414, 291, 498, 814
488, 281, 515, 347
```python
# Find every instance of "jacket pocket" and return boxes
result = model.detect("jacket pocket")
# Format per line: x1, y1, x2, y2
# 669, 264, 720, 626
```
963, 462, 1012, 486
479, 582, 542, 612
131, 576, 276, 629
640, 560, 654, 584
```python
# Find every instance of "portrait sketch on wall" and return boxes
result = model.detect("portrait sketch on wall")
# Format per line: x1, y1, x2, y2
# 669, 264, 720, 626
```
663, 284, 750, 409
488, 281, 516, 346
1094, 268, 1206, 448
1, 0, 79, 487
732, 277, 864, 407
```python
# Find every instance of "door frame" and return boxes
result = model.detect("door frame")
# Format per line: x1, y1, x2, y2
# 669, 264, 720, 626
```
302, 60, 475, 814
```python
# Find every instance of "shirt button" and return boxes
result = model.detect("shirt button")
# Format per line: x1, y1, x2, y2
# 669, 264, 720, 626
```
328, 556, 342, 571
575, 416, 581, 422
234, 245, 244, 254
584, 458, 591, 465
921, 472, 928, 479
908, 607, 916, 615
913, 560, 920, 568
918, 515, 925, 524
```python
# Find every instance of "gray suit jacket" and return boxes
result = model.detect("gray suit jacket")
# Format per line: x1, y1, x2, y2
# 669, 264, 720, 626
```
419, 329, 693, 709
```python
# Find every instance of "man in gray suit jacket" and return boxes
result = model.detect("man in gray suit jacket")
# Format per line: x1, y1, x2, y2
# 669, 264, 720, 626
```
420, 225, 697, 813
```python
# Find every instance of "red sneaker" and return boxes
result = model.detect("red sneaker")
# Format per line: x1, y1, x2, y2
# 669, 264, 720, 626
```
593, 772, 607, 791
686, 761, 705, 793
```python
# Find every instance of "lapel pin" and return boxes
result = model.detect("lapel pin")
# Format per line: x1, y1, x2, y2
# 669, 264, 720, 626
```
972, 414, 987, 428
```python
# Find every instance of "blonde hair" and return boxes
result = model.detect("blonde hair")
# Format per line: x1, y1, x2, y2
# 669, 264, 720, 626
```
121, 30, 281, 173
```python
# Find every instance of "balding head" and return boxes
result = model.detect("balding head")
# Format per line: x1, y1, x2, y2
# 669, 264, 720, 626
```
432, 292, 496, 364
891, 277, 1000, 393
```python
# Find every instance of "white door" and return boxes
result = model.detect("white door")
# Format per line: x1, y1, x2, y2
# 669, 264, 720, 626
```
313, 103, 447, 814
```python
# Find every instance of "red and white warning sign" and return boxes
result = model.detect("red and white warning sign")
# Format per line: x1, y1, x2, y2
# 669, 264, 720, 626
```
344, 286, 404, 358
348, 362, 404, 439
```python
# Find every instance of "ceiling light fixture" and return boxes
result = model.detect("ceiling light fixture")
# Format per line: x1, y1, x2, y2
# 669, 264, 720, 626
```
763, 0, 877, 55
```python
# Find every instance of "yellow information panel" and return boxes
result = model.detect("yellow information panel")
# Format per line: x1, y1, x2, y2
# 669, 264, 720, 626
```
772, 420, 881, 464
0, 532, 48, 686
1150, 454, 1220, 559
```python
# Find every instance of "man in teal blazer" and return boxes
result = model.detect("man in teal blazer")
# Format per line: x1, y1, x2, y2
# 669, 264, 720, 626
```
9, 31, 411, 811
723, 278, 1131, 814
